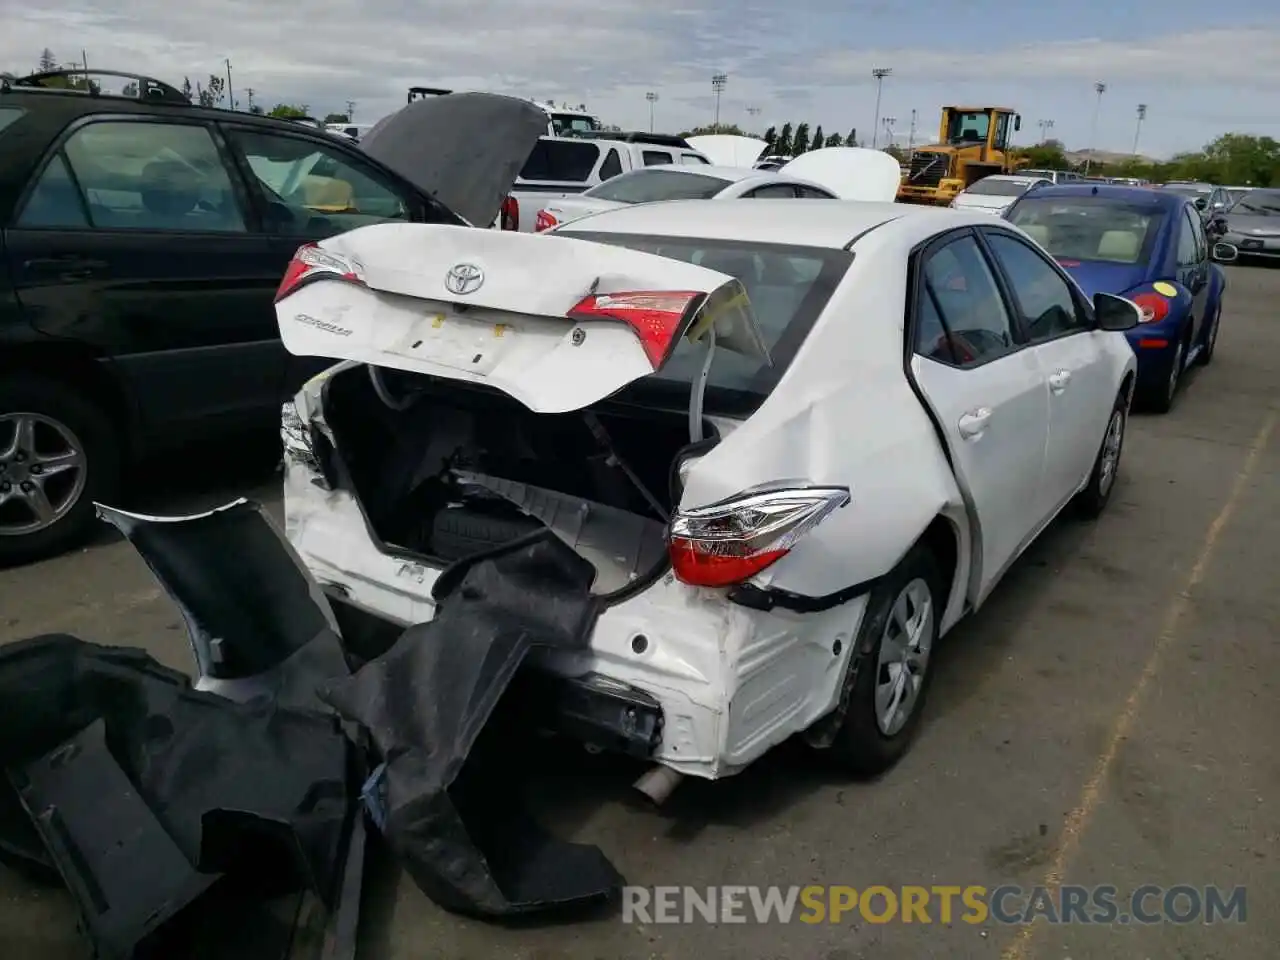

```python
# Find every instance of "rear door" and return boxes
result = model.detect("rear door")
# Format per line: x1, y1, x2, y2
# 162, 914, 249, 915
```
908, 230, 1051, 602
6, 115, 285, 439
979, 227, 1114, 518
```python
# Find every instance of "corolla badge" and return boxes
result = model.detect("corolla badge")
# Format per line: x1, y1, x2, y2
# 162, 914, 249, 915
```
444, 263, 485, 295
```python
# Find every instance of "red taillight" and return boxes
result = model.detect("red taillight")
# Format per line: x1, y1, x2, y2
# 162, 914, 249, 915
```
534, 209, 558, 232
275, 242, 366, 303
1129, 292, 1170, 324
567, 291, 702, 368
667, 486, 851, 588
500, 194, 519, 231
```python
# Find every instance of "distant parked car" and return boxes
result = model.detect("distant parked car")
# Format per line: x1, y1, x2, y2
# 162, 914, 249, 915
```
1212, 187, 1280, 262
949, 174, 1051, 215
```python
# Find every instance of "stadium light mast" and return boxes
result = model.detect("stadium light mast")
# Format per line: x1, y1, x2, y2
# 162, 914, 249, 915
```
871, 67, 892, 148
711, 74, 728, 129
646, 91, 659, 132
1132, 103, 1147, 156
1085, 80, 1107, 175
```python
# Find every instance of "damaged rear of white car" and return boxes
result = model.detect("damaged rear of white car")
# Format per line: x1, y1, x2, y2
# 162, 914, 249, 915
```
276, 200, 1139, 794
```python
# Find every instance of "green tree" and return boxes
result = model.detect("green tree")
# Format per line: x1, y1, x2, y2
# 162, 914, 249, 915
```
181, 76, 194, 102
1017, 142, 1069, 170
684, 123, 746, 137
37, 48, 57, 73
810, 125, 824, 152
197, 74, 225, 108
793, 122, 810, 154
776, 122, 793, 155
762, 126, 777, 152
324, 112, 350, 124
846, 128, 857, 147
269, 104, 308, 119
825, 132, 844, 147
248, 104, 265, 115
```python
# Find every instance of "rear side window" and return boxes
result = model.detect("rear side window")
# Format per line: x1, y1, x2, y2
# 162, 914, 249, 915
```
642, 150, 674, 166
0, 107, 24, 137
599, 149, 623, 180
585, 170, 733, 203
559, 230, 853, 414
519, 140, 599, 182
680, 152, 709, 165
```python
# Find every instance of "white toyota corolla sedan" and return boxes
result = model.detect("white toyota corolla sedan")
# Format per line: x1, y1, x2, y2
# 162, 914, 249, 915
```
274, 199, 1139, 794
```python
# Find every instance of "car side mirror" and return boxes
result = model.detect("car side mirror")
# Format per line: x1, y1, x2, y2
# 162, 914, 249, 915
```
1194, 197, 1207, 211
1211, 242, 1239, 263
1014, 115, 1022, 132
1093, 292, 1141, 331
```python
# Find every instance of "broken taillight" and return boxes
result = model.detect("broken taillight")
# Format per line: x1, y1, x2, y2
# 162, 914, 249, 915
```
567, 291, 702, 368
500, 194, 519, 231
275, 242, 366, 303
534, 209, 558, 232
668, 486, 850, 588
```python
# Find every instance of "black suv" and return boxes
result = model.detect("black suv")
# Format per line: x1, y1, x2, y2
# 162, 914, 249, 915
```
0, 70, 513, 565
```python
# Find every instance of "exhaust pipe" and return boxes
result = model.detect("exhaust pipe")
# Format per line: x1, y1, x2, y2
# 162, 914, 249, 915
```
633, 765, 684, 805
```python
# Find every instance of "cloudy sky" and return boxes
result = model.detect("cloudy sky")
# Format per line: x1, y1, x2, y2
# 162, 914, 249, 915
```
2, 0, 1277, 157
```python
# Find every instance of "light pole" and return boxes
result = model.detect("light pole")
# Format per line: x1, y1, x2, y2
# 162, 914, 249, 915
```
347, 100, 356, 122
711, 74, 727, 129
224, 58, 235, 110
1038, 118, 1055, 143
1132, 104, 1147, 156
646, 91, 659, 133
907, 108, 918, 159
871, 67, 891, 148
1085, 81, 1106, 175
882, 117, 896, 148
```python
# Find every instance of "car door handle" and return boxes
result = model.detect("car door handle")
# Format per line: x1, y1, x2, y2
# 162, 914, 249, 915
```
1048, 370, 1071, 393
957, 407, 992, 439
23, 256, 107, 280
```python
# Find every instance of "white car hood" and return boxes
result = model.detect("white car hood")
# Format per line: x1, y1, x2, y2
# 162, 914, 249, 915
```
275, 223, 770, 414
539, 196, 628, 227
685, 135, 768, 168
777, 147, 902, 201
953, 194, 1010, 213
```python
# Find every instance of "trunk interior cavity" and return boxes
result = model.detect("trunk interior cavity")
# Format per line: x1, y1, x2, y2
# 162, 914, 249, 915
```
319, 366, 716, 594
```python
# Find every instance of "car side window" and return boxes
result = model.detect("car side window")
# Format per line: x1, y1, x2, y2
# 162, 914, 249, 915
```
16, 153, 91, 228
599, 149, 623, 180
20, 121, 247, 233
920, 234, 1017, 366
227, 128, 411, 237
1185, 207, 1208, 262
1176, 207, 1198, 265
795, 186, 836, 199
745, 184, 798, 199
984, 232, 1088, 340
679, 152, 709, 165
642, 150, 674, 166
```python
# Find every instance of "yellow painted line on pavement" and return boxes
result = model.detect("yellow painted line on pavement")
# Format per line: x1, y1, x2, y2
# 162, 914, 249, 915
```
1002, 406, 1278, 960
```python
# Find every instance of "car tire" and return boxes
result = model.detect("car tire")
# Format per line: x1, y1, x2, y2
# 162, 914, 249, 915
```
1198, 304, 1220, 366
1146, 329, 1187, 414
826, 543, 944, 777
1074, 389, 1128, 520
0, 375, 121, 567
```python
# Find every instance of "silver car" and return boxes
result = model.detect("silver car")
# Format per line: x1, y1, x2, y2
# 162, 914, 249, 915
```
1213, 187, 1280, 260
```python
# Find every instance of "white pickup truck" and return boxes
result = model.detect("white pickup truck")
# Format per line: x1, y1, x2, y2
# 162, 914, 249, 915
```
498, 133, 711, 231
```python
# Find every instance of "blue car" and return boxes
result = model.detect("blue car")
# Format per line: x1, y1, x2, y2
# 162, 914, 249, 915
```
1004, 183, 1235, 412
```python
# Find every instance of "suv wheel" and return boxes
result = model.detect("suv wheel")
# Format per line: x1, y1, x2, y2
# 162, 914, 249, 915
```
0, 375, 120, 566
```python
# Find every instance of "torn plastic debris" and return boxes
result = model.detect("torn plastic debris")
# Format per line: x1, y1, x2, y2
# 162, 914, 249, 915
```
320, 531, 625, 918
0, 634, 353, 959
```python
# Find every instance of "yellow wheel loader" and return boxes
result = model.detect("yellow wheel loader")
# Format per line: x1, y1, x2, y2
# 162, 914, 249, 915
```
897, 107, 1026, 206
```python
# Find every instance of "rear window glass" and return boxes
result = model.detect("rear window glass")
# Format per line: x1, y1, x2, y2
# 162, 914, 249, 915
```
1007, 196, 1164, 265
0, 107, 24, 137
643, 151, 674, 166
559, 230, 853, 414
519, 140, 599, 182
585, 170, 733, 204
965, 178, 1033, 197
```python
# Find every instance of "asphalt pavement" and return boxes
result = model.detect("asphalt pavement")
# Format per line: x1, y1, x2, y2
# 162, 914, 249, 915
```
1, 265, 1277, 960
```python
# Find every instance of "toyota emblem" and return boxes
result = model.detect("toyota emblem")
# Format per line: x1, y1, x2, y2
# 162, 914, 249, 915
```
444, 263, 485, 295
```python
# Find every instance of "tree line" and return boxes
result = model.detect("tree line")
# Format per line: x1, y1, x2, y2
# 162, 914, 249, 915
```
1017, 134, 1280, 187
682, 122, 863, 153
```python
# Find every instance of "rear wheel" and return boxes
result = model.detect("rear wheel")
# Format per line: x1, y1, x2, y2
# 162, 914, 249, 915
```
1146, 331, 1187, 414
826, 544, 943, 776
1198, 303, 1221, 366
0, 375, 120, 566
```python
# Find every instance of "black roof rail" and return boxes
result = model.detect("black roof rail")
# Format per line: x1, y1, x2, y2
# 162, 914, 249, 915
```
574, 130, 694, 149
1, 69, 191, 105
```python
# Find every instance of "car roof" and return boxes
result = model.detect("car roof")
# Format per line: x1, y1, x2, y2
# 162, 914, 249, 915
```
977, 174, 1047, 184
610, 165, 770, 183
554, 198, 992, 249
1015, 182, 1182, 209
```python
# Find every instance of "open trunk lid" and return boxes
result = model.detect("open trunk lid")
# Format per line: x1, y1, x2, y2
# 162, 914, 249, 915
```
274, 223, 770, 414
359, 93, 549, 228
780, 147, 903, 201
